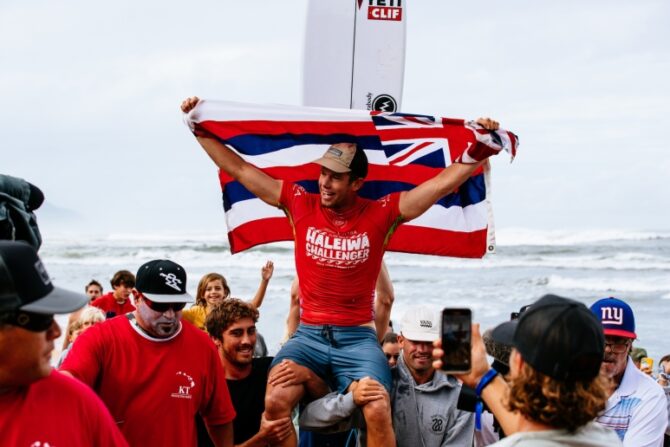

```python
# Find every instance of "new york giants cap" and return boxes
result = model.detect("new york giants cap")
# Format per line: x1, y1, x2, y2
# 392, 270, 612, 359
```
400, 306, 439, 342
135, 260, 193, 303
0, 241, 88, 314
590, 297, 636, 339
491, 294, 605, 381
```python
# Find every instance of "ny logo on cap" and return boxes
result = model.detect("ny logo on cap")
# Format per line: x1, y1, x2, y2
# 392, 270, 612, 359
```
600, 306, 623, 325
420, 320, 433, 328
160, 272, 182, 291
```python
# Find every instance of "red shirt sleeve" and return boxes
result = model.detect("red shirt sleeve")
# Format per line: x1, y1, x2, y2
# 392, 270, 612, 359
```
59, 322, 104, 387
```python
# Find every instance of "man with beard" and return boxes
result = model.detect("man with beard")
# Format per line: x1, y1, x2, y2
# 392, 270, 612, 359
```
590, 297, 668, 446
61, 259, 236, 446
182, 96, 504, 447
203, 298, 328, 447
90, 269, 136, 319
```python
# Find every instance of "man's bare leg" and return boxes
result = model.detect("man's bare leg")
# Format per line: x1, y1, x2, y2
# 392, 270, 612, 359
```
264, 365, 306, 447
361, 387, 395, 447
374, 261, 394, 342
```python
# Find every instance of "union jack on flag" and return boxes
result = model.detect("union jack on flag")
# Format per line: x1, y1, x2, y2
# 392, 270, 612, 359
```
184, 100, 518, 257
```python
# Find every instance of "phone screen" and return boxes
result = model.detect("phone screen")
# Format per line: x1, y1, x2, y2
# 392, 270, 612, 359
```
441, 308, 472, 373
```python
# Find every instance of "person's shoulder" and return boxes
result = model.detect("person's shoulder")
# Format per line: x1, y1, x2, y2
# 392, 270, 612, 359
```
182, 305, 206, 324
43, 370, 105, 402
180, 320, 215, 345
253, 356, 274, 371
626, 365, 666, 398
90, 293, 111, 306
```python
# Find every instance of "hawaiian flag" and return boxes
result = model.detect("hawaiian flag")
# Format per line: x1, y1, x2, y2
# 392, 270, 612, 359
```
184, 100, 518, 257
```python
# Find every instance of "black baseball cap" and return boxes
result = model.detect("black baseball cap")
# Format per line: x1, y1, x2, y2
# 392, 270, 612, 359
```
0, 241, 88, 314
491, 294, 605, 381
135, 259, 193, 303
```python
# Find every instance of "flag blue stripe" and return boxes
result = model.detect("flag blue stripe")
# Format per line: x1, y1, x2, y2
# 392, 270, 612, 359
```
218, 134, 383, 156
222, 174, 485, 211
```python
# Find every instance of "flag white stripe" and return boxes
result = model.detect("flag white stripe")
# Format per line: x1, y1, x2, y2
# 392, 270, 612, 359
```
226, 197, 488, 233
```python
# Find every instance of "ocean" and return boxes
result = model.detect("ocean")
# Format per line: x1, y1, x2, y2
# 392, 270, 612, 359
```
41, 228, 670, 363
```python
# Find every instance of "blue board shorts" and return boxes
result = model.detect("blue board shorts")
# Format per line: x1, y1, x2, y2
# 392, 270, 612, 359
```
271, 323, 392, 393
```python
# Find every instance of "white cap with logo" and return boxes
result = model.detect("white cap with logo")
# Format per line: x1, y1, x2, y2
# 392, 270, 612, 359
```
400, 306, 439, 342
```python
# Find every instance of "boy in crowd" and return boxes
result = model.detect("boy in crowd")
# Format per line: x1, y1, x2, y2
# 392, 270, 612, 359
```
91, 269, 136, 318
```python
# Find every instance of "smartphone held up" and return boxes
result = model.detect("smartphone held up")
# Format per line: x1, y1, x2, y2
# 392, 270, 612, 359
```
440, 308, 472, 374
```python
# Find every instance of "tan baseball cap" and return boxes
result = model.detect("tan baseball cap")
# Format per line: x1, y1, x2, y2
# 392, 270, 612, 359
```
313, 144, 368, 178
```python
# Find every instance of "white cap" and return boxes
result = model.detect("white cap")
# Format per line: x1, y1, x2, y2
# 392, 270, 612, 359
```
400, 306, 439, 342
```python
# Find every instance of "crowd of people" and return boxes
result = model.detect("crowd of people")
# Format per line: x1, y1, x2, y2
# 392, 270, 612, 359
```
2, 101, 669, 447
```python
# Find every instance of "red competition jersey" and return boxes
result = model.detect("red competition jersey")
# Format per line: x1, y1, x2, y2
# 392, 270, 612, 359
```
0, 370, 128, 447
91, 292, 136, 317
280, 182, 403, 326
60, 316, 235, 446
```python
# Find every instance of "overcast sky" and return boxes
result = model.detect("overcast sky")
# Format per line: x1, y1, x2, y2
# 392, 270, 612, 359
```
2, 0, 668, 236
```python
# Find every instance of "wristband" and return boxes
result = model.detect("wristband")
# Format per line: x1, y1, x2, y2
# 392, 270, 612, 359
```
474, 368, 499, 431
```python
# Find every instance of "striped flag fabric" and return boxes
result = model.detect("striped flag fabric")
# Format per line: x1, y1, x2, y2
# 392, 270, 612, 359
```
184, 100, 518, 257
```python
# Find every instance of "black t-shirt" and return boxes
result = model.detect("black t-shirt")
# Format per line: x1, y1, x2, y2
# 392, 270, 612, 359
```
197, 356, 273, 446
229, 356, 273, 444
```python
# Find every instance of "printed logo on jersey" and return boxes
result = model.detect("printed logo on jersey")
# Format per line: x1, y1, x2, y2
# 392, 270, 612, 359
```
366, 0, 403, 21
305, 227, 370, 267
600, 307, 624, 325
160, 272, 183, 292
30, 442, 54, 447
430, 414, 446, 434
171, 371, 196, 399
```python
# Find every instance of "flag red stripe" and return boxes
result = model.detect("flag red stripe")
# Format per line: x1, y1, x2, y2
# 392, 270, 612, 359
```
228, 217, 488, 258
202, 120, 377, 139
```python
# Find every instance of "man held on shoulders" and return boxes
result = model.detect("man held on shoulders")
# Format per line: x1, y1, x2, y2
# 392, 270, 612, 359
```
182, 96, 505, 447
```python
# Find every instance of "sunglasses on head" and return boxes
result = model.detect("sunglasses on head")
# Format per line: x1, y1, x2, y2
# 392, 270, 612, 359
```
1, 311, 55, 332
141, 295, 186, 313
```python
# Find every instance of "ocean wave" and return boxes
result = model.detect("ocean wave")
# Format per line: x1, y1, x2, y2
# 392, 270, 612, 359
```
547, 274, 670, 294
496, 228, 670, 246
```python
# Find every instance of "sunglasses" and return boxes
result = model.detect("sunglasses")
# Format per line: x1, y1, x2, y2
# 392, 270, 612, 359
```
604, 339, 630, 354
385, 353, 400, 361
141, 296, 186, 313
2, 311, 55, 332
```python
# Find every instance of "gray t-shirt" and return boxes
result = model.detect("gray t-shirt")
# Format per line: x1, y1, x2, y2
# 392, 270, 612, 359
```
490, 422, 622, 447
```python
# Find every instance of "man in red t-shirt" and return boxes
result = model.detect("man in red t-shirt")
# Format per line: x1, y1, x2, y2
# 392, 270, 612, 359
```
0, 241, 128, 446
90, 269, 136, 318
182, 96, 502, 447
61, 259, 236, 446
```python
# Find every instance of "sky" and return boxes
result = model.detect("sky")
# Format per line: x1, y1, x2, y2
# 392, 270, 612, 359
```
2, 0, 669, 236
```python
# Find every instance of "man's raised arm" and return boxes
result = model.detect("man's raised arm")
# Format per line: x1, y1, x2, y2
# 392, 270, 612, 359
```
398, 117, 499, 221
181, 96, 282, 206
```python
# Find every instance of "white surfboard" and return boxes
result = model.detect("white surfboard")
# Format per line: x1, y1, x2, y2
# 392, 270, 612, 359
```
302, 0, 407, 112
